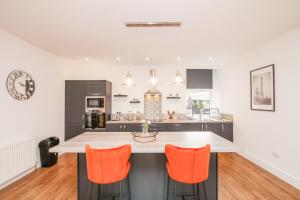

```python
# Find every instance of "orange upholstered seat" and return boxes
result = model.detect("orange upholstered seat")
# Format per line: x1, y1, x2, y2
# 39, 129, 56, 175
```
165, 144, 211, 184
85, 144, 131, 184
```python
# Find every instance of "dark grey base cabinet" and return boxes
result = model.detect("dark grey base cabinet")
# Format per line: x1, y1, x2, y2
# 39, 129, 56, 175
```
220, 123, 233, 142
167, 123, 187, 131
65, 123, 84, 141
149, 123, 168, 132
106, 123, 142, 132
106, 122, 233, 142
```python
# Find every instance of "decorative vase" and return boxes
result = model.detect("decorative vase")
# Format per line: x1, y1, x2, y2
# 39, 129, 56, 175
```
142, 125, 149, 134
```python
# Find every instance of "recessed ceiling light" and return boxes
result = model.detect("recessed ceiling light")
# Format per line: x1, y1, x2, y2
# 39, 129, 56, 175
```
177, 57, 181, 61
85, 58, 89, 61
116, 57, 120, 61
145, 57, 150, 61
209, 57, 213, 61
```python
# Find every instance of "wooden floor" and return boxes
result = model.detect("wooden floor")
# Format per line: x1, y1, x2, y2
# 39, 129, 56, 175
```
0, 153, 299, 200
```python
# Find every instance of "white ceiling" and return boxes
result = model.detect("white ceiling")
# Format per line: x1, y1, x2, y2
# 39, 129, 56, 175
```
0, 0, 300, 65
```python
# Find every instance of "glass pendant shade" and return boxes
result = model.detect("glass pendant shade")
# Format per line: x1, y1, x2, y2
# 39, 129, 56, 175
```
149, 69, 157, 86
123, 71, 135, 87
174, 70, 185, 85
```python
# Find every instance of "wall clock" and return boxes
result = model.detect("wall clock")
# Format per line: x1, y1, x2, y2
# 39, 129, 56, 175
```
6, 70, 35, 101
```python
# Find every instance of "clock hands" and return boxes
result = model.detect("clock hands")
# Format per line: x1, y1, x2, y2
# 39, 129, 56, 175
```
19, 82, 26, 87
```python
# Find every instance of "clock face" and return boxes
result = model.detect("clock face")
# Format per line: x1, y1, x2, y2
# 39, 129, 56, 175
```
6, 70, 35, 101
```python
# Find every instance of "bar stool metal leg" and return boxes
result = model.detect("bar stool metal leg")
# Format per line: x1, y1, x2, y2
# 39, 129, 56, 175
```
119, 180, 123, 200
197, 183, 200, 200
128, 176, 131, 200
203, 182, 207, 200
173, 181, 176, 200
89, 183, 94, 200
98, 184, 101, 200
166, 175, 170, 200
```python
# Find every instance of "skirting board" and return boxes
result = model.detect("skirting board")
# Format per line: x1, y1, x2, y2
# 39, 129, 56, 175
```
239, 151, 300, 190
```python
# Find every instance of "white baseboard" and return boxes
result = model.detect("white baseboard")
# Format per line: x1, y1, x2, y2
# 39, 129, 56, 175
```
239, 151, 300, 190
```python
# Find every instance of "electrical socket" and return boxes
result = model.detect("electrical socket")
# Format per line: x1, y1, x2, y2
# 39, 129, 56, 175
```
272, 152, 280, 159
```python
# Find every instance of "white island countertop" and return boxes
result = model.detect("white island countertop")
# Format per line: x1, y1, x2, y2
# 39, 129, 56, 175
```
50, 132, 240, 153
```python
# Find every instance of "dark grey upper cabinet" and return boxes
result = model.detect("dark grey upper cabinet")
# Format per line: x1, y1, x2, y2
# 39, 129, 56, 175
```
85, 81, 107, 96
186, 69, 213, 89
105, 81, 112, 97
65, 81, 85, 123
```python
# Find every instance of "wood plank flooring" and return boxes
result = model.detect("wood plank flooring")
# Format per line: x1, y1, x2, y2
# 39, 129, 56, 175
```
0, 153, 299, 200
219, 153, 300, 200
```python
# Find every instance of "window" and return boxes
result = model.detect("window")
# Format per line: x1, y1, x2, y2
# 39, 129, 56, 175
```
186, 89, 212, 118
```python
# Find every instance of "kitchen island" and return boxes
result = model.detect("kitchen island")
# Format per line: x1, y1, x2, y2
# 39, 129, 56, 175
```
51, 131, 239, 200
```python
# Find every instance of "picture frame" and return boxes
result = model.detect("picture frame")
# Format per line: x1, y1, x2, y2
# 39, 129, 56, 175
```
250, 64, 275, 111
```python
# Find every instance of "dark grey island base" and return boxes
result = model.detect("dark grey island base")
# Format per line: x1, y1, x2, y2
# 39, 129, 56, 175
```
78, 153, 218, 200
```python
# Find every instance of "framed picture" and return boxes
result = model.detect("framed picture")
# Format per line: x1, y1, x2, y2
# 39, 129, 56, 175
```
250, 64, 275, 111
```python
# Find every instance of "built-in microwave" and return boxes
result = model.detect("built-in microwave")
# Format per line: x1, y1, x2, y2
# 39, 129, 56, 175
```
85, 96, 105, 112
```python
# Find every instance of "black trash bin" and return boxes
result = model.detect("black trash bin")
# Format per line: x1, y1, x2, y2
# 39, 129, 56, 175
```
38, 137, 60, 167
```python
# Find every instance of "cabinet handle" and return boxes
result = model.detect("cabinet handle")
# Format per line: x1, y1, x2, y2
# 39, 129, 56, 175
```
205, 124, 208, 131
123, 125, 126, 131
82, 114, 85, 120
82, 124, 85, 129
201, 124, 204, 131
120, 125, 122, 131
221, 124, 224, 136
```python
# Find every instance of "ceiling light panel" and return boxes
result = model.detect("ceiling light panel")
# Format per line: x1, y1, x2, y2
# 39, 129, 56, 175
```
126, 22, 181, 28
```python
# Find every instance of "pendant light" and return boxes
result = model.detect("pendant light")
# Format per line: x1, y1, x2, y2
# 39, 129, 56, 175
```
173, 70, 185, 85
149, 69, 157, 86
173, 57, 185, 85
122, 49, 135, 87
149, 50, 158, 87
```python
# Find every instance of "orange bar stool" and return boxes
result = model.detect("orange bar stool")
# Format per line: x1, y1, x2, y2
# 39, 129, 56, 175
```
85, 144, 132, 200
165, 144, 211, 200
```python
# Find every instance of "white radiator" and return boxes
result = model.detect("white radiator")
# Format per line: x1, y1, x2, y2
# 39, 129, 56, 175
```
0, 139, 37, 187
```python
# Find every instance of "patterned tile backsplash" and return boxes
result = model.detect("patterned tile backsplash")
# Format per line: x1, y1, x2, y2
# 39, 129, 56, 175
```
144, 94, 162, 120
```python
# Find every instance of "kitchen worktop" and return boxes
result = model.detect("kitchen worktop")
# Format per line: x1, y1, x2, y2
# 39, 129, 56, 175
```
50, 131, 239, 153
106, 118, 233, 124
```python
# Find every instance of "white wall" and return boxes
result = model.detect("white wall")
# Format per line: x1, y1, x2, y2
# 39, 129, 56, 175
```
222, 27, 300, 189
62, 62, 222, 115
0, 29, 64, 158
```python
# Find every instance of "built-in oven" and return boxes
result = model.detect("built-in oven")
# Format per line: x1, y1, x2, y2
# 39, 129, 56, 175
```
85, 111, 106, 129
85, 96, 105, 113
